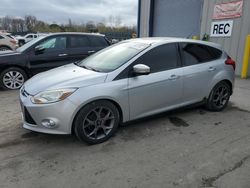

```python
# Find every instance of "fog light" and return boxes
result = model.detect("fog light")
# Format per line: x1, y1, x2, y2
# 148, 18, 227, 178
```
41, 119, 57, 128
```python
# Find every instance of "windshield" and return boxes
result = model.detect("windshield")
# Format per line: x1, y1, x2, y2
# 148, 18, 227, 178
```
16, 36, 46, 52
77, 41, 150, 72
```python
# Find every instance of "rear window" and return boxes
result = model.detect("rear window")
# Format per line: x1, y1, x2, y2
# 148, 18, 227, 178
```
89, 36, 109, 47
180, 43, 222, 66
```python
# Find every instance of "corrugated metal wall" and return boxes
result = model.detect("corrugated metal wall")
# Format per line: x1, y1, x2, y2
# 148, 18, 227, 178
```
153, 0, 203, 37
201, 0, 250, 75
139, 0, 250, 75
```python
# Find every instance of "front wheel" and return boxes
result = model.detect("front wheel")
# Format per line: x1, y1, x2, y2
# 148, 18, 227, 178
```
74, 100, 120, 144
0, 67, 27, 90
205, 81, 231, 111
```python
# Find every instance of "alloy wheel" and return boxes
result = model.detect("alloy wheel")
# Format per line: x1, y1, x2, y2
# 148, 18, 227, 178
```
83, 107, 115, 140
0, 47, 10, 51
3, 71, 25, 89
212, 85, 230, 108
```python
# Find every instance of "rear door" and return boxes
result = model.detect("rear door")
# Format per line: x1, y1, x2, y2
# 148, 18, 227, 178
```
128, 43, 183, 120
179, 43, 222, 103
27, 35, 72, 75
67, 35, 92, 62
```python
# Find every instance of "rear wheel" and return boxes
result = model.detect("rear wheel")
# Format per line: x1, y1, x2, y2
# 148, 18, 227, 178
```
205, 81, 231, 111
0, 46, 11, 51
74, 100, 120, 144
0, 67, 27, 90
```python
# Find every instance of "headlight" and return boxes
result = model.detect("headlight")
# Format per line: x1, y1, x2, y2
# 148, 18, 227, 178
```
31, 88, 77, 104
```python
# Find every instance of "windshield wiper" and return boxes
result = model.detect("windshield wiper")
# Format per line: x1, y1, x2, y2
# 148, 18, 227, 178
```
80, 65, 101, 72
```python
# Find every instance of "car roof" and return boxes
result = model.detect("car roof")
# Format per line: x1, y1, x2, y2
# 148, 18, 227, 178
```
47, 32, 105, 37
127, 37, 222, 50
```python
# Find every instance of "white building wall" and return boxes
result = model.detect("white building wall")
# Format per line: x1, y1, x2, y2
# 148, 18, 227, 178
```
139, 0, 151, 37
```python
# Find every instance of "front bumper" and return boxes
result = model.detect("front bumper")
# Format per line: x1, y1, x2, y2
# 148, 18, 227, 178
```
20, 90, 77, 135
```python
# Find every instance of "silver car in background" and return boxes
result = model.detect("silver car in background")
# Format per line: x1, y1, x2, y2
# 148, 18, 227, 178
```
20, 38, 235, 144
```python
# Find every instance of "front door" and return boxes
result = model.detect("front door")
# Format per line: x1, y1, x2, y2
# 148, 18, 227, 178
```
128, 43, 183, 120
28, 35, 72, 75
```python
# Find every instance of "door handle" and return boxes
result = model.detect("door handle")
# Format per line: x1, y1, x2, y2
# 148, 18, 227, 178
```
88, 50, 96, 54
58, 54, 68, 57
208, 67, 216, 72
168, 74, 180, 80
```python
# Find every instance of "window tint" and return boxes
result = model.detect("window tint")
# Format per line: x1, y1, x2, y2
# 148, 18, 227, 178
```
89, 36, 108, 47
134, 44, 179, 73
39, 36, 66, 50
180, 43, 222, 66
69, 36, 90, 48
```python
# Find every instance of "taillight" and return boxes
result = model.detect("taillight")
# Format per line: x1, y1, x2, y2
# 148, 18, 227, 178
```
225, 56, 236, 71
10, 39, 16, 45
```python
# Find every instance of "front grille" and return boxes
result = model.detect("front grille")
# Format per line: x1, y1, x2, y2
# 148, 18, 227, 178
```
24, 107, 36, 125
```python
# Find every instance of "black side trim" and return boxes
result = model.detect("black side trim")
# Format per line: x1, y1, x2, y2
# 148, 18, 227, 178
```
24, 107, 36, 125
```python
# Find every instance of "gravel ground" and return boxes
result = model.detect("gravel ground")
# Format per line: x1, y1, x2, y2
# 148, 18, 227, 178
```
0, 78, 250, 188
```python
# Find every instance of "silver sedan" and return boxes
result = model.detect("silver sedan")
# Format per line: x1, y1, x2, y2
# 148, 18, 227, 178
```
20, 38, 235, 144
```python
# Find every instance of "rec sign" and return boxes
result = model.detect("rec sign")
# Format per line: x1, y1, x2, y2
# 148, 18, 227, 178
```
210, 20, 233, 37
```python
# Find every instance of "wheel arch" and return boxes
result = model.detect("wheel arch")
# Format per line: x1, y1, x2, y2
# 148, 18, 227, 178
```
220, 79, 233, 95
71, 98, 124, 134
0, 45, 12, 50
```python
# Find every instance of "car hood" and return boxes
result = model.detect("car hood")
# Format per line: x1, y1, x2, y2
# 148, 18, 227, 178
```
24, 64, 108, 95
0, 50, 20, 57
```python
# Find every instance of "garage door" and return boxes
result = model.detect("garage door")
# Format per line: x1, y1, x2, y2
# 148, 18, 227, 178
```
152, 0, 203, 37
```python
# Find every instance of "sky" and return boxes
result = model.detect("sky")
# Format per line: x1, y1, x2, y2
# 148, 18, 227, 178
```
0, 0, 138, 26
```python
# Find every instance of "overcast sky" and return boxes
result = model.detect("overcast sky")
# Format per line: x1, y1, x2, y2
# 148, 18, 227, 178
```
0, 0, 138, 26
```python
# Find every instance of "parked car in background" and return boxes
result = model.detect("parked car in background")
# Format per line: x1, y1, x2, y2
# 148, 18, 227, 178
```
0, 33, 18, 51
16, 33, 48, 46
20, 38, 235, 144
0, 32, 110, 90
5, 33, 18, 44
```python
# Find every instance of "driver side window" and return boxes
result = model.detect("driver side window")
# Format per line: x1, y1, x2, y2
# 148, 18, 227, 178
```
39, 36, 66, 51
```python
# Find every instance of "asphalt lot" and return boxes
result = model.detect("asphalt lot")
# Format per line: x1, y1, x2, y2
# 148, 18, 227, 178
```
0, 78, 250, 188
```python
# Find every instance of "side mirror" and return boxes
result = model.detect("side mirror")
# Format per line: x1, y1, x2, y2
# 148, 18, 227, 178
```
34, 45, 45, 54
133, 64, 150, 75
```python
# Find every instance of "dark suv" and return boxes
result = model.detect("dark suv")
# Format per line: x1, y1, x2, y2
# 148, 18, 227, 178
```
0, 33, 110, 90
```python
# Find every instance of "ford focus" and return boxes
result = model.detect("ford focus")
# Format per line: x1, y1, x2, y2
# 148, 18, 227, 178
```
20, 38, 235, 144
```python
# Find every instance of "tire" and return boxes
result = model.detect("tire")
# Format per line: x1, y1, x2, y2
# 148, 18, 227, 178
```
205, 81, 231, 111
0, 67, 27, 90
74, 100, 120, 144
19, 41, 25, 46
0, 46, 11, 51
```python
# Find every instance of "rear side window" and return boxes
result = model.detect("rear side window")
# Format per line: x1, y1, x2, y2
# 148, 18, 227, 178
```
180, 43, 222, 66
89, 36, 109, 47
69, 36, 90, 48
134, 43, 179, 73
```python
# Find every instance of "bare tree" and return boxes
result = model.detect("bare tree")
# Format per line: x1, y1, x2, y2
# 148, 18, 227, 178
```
25, 15, 37, 32
114, 15, 122, 27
